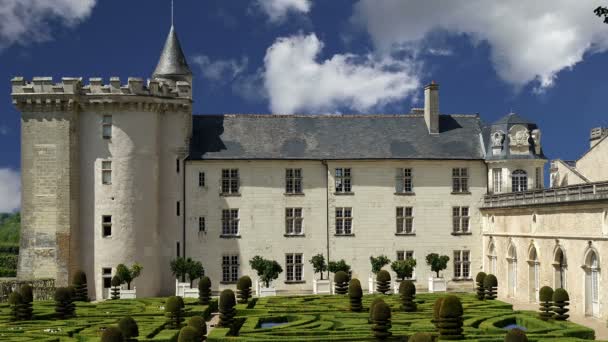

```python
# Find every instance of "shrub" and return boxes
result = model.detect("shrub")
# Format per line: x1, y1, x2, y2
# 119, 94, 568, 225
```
376, 270, 391, 294
8, 291, 22, 321
399, 280, 417, 312
409, 332, 435, 342
505, 328, 528, 342
348, 278, 363, 312
334, 271, 349, 295
118, 316, 139, 341
165, 296, 185, 329
199, 276, 212, 305
475, 272, 487, 300
54, 287, 75, 319
188, 316, 207, 340
328, 259, 351, 274
484, 274, 498, 300
116, 263, 143, 290
309, 254, 328, 280
219, 289, 236, 327
426, 253, 450, 278
18, 284, 33, 320
101, 327, 124, 342
538, 286, 554, 321
432, 297, 444, 328
371, 300, 392, 340
370, 255, 391, 274
552, 288, 570, 321
178, 326, 200, 342
438, 295, 464, 340
249, 256, 283, 288
186, 259, 205, 288
72, 270, 89, 302
111, 276, 121, 300
170, 257, 189, 283
369, 297, 385, 323
391, 259, 417, 281
237, 276, 252, 304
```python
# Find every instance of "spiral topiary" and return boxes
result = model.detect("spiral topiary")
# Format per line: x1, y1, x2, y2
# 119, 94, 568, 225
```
484, 274, 498, 300
399, 280, 417, 312
111, 276, 121, 300
165, 296, 185, 329
552, 288, 570, 321
237, 276, 252, 304
432, 297, 444, 329
538, 286, 554, 321
505, 328, 528, 342
178, 326, 200, 342
118, 316, 139, 341
371, 300, 392, 340
438, 295, 464, 340
198, 276, 212, 305
334, 271, 349, 295
8, 291, 22, 321
72, 270, 89, 302
100, 327, 124, 342
348, 278, 363, 312
475, 272, 487, 300
376, 270, 391, 294
409, 332, 436, 342
219, 289, 236, 327
54, 287, 75, 319
369, 297, 385, 323
17, 284, 33, 321
187, 316, 207, 341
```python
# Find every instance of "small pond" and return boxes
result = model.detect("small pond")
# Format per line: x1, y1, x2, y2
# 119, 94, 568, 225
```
259, 322, 289, 329
503, 324, 527, 331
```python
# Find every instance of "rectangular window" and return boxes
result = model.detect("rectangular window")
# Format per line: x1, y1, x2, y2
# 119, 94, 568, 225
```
452, 207, 470, 233
102, 161, 112, 185
454, 250, 471, 279
335, 168, 352, 193
222, 209, 239, 236
285, 208, 303, 235
102, 268, 112, 289
221, 169, 240, 194
492, 168, 502, 193
198, 217, 205, 232
286, 253, 303, 282
199, 172, 205, 187
102, 215, 112, 238
102, 115, 112, 139
452, 168, 469, 193
396, 207, 414, 234
535, 167, 542, 189
335, 208, 353, 235
176, 201, 180, 216
285, 169, 303, 194
396, 168, 413, 193
222, 255, 239, 282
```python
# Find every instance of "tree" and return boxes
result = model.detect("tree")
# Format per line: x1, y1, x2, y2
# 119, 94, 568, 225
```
178, 326, 200, 342
116, 263, 143, 290
185, 259, 205, 288
8, 291, 22, 321
426, 254, 449, 278
187, 316, 207, 341
165, 296, 186, 329
369, 297, 385, 324
19, 284, 33, 320
539, 286, 554, 321
237, 276, 252, 304
328, 259, 351, 275
370, 255, 391, 274
111, 276, 121, 300
348, 278, 363, 312
249, 256, 283, 288
219, 289, 236, 327
54, 287, 75, 319
198, 276, 212, 305
72, 270, 89, 302
118, 316, 139, 341
101, 327, 124, 342
552, 288, 570, 321
391, 259, 417, 281
334, 271, 349, 294
309, 254, 328, 280
170, 257, 189, 283
484, 274, 498, 300
475, 272, 487, 300
437, 295, 464, 340
595, 6, 608, 23
376, 270, 391, 294
371, 299, 392, 340
399, 280, 417, 312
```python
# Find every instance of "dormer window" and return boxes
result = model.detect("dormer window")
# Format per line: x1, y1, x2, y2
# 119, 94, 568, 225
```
512, 170, 528, 192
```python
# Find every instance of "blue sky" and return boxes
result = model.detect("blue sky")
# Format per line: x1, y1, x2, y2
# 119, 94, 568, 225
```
0, 0, 607, 211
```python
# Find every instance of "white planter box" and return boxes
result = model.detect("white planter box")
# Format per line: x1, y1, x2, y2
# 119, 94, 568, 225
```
259, 287, 277, 297
368, 274, 376, 294
393, 281, 400, 295
183, 288, 199, 298
175, 280, 191, 297
313, 279, 331, 294
428, 277, 447, 293
119, 288, 137, 299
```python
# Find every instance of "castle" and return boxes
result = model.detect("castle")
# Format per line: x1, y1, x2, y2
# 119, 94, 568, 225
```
11, 25, 608, 320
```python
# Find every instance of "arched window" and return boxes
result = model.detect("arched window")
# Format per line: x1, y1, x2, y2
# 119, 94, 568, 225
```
512, 170, 528, 192
488, 242, 497, 275
553, 248, 566, 289
528, 246, 540, 302
507, 244, 517, 297
584, 249, 600, 317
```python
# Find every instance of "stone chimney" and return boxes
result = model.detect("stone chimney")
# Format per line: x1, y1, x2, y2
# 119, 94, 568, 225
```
589, 127, 608, 148
424, 81, 439, 134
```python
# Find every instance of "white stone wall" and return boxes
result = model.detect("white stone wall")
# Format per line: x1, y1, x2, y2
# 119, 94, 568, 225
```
576, 137, 608, 183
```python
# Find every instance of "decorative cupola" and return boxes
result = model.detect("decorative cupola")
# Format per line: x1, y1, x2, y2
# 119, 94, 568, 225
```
152, 25, 193, 85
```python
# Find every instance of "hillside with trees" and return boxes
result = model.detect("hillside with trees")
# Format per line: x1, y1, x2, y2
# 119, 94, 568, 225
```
0, 213, 20, 277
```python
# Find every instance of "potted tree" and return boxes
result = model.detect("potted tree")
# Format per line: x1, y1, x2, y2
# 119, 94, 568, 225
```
391, 258, 417, 293
309, 254, 330, 294
425, 253, 449, 292
369, 255, 391, 294
170, 257, 190, 296
328, 259, 351, 294
185, 259, 204, 298
116, 263, 143, 299
249, 256, 283, 297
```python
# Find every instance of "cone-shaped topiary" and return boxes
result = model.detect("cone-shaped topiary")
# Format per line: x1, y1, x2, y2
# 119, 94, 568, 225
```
188, 316, 207, 341
72, 270, 89, 302
538, 286, 554, 321
438, 295, 464, 340
334, 271, 349, 295
118, 316, 139, 341
101, 327, 124, 342
111, 276, 121, 300
376, 270, 391, 294
369, 297, 385, 323
432, 297, 444, 329
8, 291, 22, 321
199, 276, 212, 305
348, 278, 363, 312
18, 284, 33, 321
178, 326, 200, 342
399, 280, 417, 312
371, 300, 392, 340
505, 328, 528, 342
475, 272, 487, 300
165, 296, 185, 329
552, 288, 570, 321
219, 289, 236, 327
237, 276, 252, 304
484, 274, 498, 300
409, 332, 435, 342
54, 287, 75, 319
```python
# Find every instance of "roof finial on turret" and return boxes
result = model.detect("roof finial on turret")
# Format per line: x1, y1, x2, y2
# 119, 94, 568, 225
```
152, 1, 192, 85
171, 0, 174, 27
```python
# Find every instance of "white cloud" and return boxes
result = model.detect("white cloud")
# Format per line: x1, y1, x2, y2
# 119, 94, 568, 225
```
0, 0, 96, 49
353, 0, 608, 90
0, 169, 20, 213
263, 33, 420, 113
255, 0, 311, 23
191, 55, 249, 82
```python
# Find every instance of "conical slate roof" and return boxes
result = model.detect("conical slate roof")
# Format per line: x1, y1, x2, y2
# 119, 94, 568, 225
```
493, 112, 534, 125
152, 26, 192, 81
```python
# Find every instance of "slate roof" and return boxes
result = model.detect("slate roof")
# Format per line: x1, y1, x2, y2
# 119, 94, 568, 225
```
189, 114, 485, 160
492, 112, 534, 125
152, 26, 192, 80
